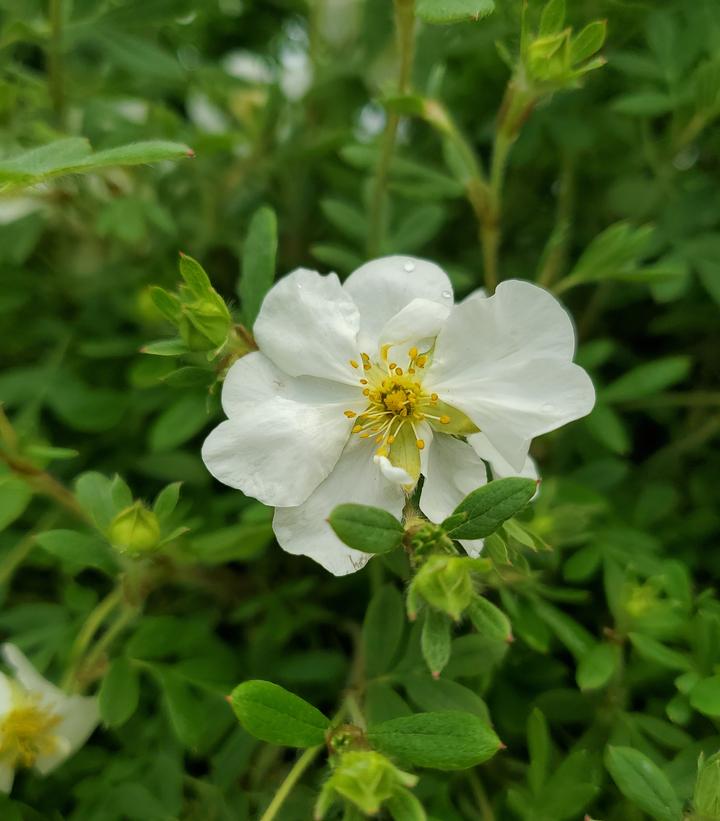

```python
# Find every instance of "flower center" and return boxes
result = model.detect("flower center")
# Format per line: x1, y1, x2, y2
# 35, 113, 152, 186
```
0, 698, 62, 769
343, 346, 451, 459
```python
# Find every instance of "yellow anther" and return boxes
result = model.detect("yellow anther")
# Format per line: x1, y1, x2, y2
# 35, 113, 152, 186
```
408, 368, 416, 374
349, 359, 359, 369
363, 363, 371, 371
416, 355, 427, 367
361, 352, 370, 360
363, 388, 370, 396
376, 448, 388, 457
416, 439, 425, 450
389, 362, 397, 370
344, 410, 357, 418
430, 393, 438, 402
395, 367, 403, 376
360, 433, 371, 438
408, 347, 418, 359
360, 378, 368, 385
440, 415, 451, 424
387, 435, 395, 444
352, 425, 362, 433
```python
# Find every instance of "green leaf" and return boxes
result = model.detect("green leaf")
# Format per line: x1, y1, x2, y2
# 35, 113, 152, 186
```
141, 338, 190, 356
329, 503, 404, 555
689, 676, 720, 717
0, 476, 32, 531
539, 0, 565, 35
230, 680, 330, 748
527, 708, 551, 796
532, 598, 594, 659
74, 471, 115, 529
415, 0, 494, 25
178, 254, 213, 299
368, 711, 501, 770
421, 610, 452, 677
443, 478, 537, 540
35, 529, 117, 574
386, 787, 427, 821
0, 139, 192, 191
401, 674, 490, 723
602, 357, 691, 403
605, 746, 683, 821
467, 596, 512, 643
99, 658, 140, 727
155, 666, 207, 748
149, 394, 210, 452
153, 482, 182, 523
628, 632, 692, 672
240, 206, 277, 326
570, 20, 607, 64
364, 585, 405, 677
576, 643, 619, 691
149, 287, 182, 323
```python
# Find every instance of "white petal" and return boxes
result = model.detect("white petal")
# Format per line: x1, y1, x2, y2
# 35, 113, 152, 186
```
469, 433, 539, 482
1, 645, 64, 708
34, 695, 99, 775
419, 435, 487, 559
378, 298, 450, 351
254, 267, 361, 384
374, 455, 413, 487
343, 256, 453, 352
0, 763, 14, 794
420, 435, 488, 524
0, 672, 12, 715
203, 353, 364, 507
428, 356, 595, 469
273, 436, 405, 576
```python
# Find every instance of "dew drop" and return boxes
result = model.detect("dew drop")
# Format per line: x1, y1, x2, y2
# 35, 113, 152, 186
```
403, 261, 415, 272
441, 290, 452, 299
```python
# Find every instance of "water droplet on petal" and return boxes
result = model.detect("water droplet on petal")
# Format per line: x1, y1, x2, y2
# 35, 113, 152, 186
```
441, 290, 452, 299
403, 261, 415, 272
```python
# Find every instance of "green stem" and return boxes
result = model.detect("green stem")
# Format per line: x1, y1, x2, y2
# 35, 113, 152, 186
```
258, 745, 324, 821
48, 0, 65, 126
367, 0, 415, 256
72, 604, 140, 693
537, 156, 575, 289
61, 587, 124, 691
468, 772, 495, 821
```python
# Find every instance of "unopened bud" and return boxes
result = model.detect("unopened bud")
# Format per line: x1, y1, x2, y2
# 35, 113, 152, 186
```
315, 751, 416, 818
413, 555, 476, 620
108, 502, 161, 555
179, 294, 232, 351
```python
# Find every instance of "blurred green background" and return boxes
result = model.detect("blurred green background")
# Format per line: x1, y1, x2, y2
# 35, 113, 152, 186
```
1, 1, 720, 819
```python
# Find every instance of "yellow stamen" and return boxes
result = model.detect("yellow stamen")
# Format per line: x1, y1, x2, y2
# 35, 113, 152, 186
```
408, 347, 418, 359
349, 360, 359, 369
395, 367, 403, 376
387, 435, 395, 444
352, 425, 362, 433
416, 439, 425, 450
360, 378, 368, 385
376, 448, 388, 457
363, 388, 370, 396
430, 393, 438, 402
344, 410, 357, 418
408, 368, 416, 374
416, 355, 427, 367
440, 415, 450, 424
389, 362, 397, 370
363, 363, 371, 370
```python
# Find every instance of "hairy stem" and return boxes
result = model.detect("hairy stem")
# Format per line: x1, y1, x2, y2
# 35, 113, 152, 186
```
258, 745, 324, 821
367, 0, 415, 256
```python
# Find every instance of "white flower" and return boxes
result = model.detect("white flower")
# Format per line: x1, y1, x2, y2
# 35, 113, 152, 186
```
0, 644, 99, 792
202, 256, 595, 575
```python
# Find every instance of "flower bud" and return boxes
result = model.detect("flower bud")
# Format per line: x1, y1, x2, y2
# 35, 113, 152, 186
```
179, 294, 232, 351
412, 555, 476, 621
694, 752, 720, 819
108, 501, 161, 555
315, 751, 416, 819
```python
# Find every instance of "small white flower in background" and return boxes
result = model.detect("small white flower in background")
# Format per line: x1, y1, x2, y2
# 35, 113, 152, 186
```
0, 644, 99, 793
202, 256, 595, 575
